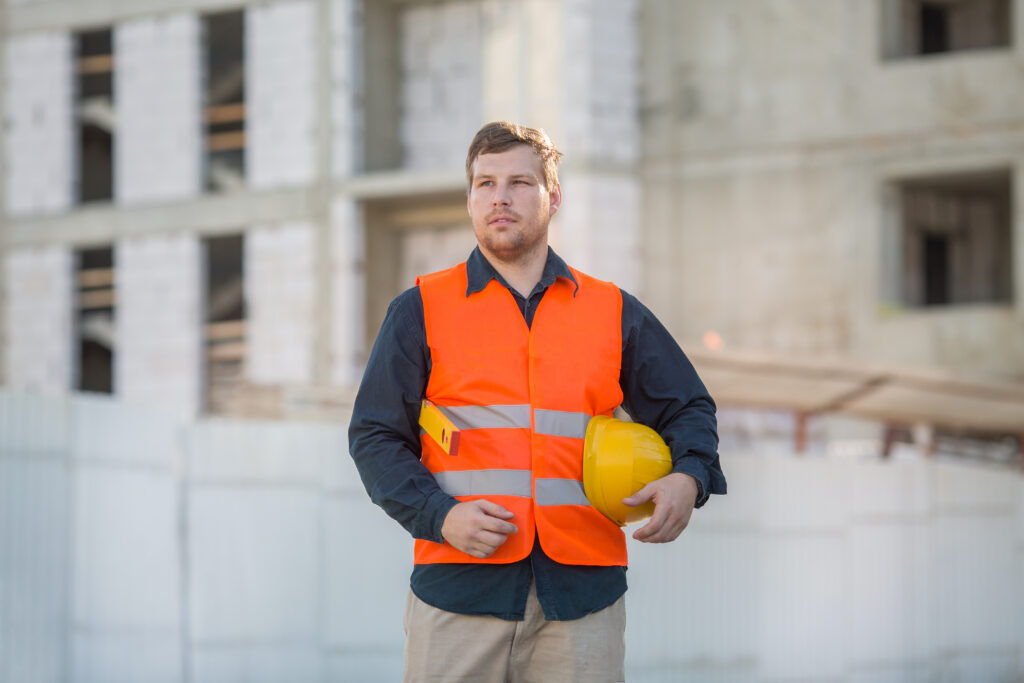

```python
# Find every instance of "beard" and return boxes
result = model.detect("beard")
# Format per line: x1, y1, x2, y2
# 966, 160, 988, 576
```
476, 213, 548, 265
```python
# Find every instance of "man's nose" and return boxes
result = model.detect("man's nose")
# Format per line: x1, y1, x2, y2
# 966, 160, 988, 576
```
492, 183, 511, 206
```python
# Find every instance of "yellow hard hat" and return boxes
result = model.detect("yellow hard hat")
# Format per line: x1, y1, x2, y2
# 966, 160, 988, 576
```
583, 415, 673, 526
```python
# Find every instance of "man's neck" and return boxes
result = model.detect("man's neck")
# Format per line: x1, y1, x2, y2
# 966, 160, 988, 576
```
480, 244, 548, 298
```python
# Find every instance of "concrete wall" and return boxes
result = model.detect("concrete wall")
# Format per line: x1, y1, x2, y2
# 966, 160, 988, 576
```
115, 234, 203, 417
3, 246, 73, 393
246, 0, 317, 189
244, 221, 316, 384
70, 397, 184, 683
115, 13, 202, 205
2, 31, 72, 216
398, 0, 482, 171
4, 0, 1023, 398
330, 197, 365, 388
2, 389, 1022, 682
330, 0, 361, 178
639, 0, 1024, 379
553, 0, 642, 293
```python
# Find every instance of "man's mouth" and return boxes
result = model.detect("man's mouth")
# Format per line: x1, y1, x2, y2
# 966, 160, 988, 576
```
489, 215, 516, 226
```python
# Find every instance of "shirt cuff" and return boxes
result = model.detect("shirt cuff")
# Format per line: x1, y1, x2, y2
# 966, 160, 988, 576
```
671, 460, 710, 508
425, 492, 460, 544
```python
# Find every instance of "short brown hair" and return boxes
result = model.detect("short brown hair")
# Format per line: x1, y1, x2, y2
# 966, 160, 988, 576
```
465, 121, 564, 191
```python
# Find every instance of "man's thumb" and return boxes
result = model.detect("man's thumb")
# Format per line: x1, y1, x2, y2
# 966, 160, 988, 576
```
622, 484, 654, 507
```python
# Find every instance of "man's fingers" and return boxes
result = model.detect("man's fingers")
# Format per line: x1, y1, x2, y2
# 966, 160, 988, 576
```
465, 528, 512, 558
632, 503, 670, 541
480, 515, 518, 535
440, 499, 520, 557
475, 529, 512, 549
478, 499, 515, 519
475, 500, 517, 534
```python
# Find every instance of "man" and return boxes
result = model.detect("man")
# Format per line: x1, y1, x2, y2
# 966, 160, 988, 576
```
349, 121, 725, 682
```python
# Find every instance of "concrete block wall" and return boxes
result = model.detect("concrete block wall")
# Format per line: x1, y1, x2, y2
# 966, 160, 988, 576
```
3, 246, 74, 393
244, 222, 315, 384
562, 0, 639, 167
246, 0, 317, 189
331, 0, 361, 178
114, 14, 202, 205
555, 174, 640, 293
115, 234, 202, 417
397, 223, 477, 291
3, 32, 73, 216
330, 198, 365, 387
398, 0, 482, 170
555, 0, 642, 293
477, 0, 527, 126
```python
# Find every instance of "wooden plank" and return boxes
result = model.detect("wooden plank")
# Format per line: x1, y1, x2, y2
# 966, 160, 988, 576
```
78, 289, 115, 309
205, 103, 246, 124
207, 341, 246, 362
207, 131, 245, 152
205, 320, 246, 341
78, 55, 114, 75
77, 268, 114, 288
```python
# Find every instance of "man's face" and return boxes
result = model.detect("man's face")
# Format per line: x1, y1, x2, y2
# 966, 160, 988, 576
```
467, 145, 561, 265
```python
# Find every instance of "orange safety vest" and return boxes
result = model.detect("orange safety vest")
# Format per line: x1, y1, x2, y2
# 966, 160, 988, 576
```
415, 261, 627, 566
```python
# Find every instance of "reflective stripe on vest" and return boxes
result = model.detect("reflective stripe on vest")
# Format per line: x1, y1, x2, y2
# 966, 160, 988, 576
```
535, 478, 590, 506
437, 404, 591, 437
437, 404, 532, 430
432, 469, 590, 507
534, 409, 590, 439
433, 469, 532, 498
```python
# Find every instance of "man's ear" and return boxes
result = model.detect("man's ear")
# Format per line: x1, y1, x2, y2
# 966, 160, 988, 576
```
548, 183, 562, 217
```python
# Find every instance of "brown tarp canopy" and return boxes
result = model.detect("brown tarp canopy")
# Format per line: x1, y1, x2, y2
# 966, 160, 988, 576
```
688, 350, 1024, 435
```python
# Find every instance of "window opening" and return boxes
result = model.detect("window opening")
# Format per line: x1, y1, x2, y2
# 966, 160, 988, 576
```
75, 247, 115, 393
885, 0, 1012, 58
899, 169, 1013, 307
75, 28, 114, 203
922, 233, 951, 305
203, 11, 246, 192
203, 235, 246, 412
920, 3, 952, 53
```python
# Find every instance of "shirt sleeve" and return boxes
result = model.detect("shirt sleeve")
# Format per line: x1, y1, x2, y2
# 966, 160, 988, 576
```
348, 287, 458, 542
618, 289, 726, 507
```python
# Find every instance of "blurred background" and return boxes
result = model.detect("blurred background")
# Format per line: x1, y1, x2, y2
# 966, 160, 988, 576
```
1, 0, 1023, 681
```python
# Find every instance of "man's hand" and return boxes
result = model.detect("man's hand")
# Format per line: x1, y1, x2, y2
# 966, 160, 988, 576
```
441, 500, 518, 558
623, 472, 699, 543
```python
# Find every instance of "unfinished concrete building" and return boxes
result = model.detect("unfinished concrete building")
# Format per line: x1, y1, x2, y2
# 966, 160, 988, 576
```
3, 0, 1023, 444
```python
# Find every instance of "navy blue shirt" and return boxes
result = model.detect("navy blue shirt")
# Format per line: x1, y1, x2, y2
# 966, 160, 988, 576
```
349, 247, 725, 621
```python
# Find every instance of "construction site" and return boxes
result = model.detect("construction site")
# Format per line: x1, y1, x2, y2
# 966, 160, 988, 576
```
2, 0, 1024, 681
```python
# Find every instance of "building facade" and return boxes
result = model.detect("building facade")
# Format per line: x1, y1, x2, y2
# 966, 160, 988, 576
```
1, 0, 1022, 426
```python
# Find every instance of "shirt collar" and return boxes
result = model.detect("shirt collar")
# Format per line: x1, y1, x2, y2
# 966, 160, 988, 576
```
465, 246, 579, 298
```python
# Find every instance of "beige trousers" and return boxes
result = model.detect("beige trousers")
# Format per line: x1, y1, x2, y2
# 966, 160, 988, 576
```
402, 582, 626, 683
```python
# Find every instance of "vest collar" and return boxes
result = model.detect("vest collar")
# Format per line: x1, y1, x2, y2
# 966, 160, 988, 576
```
465, 246, 579, 298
